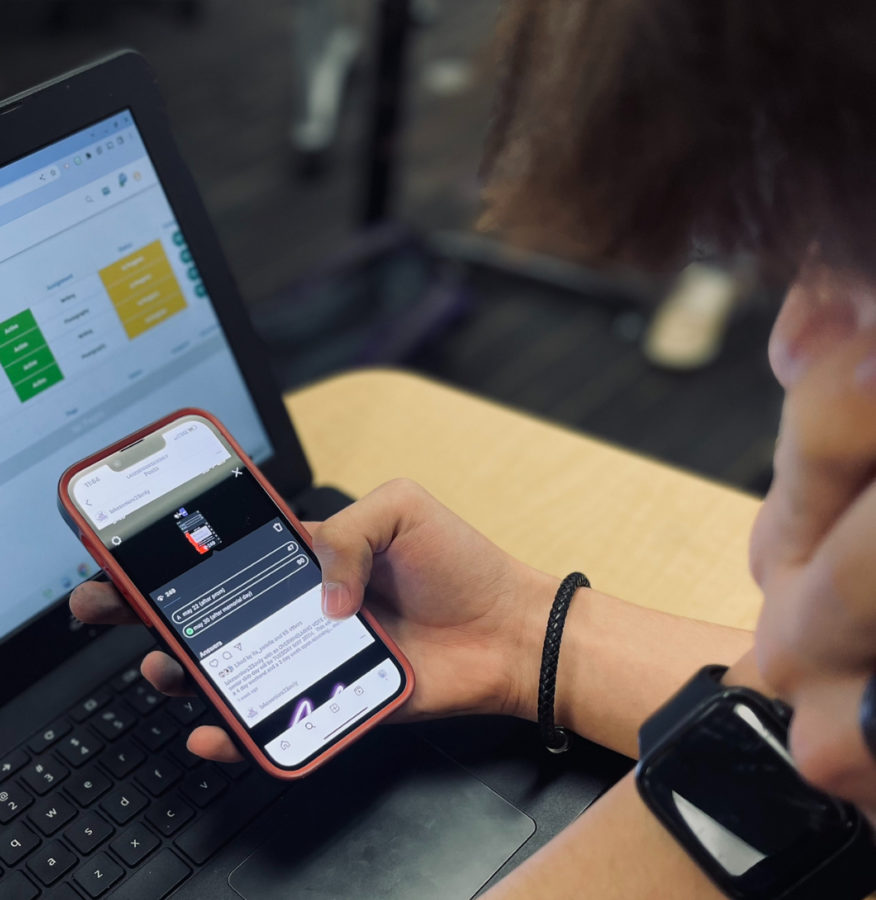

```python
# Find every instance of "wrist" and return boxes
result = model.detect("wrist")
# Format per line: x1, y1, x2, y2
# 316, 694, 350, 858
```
498, 565, 561, 722
721, 650, 773, 694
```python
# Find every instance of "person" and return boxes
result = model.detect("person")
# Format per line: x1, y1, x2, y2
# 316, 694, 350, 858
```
72, 0, 876, 895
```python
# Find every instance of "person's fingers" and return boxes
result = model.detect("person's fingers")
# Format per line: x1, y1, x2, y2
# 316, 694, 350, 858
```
311, 479, 426, 619
751, 327, 876, 585
69, 580, 140, 625
140, 650, 193, 697
787, 671, 876, 811
186, 725, 244, 763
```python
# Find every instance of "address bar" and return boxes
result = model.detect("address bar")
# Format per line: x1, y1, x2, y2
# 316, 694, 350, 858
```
0, 165, 61, 207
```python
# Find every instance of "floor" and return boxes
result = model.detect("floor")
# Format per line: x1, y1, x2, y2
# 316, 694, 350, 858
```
0, 0, 784, 493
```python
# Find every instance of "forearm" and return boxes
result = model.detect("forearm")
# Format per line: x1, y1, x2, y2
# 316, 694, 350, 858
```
483, 770, 724, 900
488, 656, 767, 899
507, 568, 754, 757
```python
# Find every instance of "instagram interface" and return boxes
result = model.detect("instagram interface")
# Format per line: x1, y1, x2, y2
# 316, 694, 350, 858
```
70, 419, 403, 768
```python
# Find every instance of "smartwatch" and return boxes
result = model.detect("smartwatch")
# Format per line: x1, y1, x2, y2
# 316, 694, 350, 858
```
635, 665, 876, 900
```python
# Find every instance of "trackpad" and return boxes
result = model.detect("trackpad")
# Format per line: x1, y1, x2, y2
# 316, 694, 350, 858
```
229, 731, 534, 899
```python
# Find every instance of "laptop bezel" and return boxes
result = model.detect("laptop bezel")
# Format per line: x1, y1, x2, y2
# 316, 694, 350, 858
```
0, 50, 313, 704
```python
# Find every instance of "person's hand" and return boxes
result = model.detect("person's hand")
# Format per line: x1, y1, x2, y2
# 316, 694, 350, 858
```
70, 479, 556, 764
750, 323, 876, 820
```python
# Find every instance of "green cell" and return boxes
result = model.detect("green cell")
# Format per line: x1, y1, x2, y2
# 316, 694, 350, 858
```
0, 307, 38, 349
13, 361, 64, 402
0, 329, 42, 367
180, 249, 192, 264
172, 230, 185, 246
186, 266, 199, 281
5, 344, 56, 384
194, 282, 207, 298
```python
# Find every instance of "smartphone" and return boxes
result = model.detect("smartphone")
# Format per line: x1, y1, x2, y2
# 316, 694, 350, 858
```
58, 409, 414, 779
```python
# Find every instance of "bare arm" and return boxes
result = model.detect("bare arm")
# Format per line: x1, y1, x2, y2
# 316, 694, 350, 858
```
507, 569, 754, 757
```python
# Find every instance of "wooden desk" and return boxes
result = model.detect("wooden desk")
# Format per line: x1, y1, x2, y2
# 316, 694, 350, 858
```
285, 369, 763, 631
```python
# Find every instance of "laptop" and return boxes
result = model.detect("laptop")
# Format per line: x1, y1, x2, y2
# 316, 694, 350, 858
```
0, 52, 628, 900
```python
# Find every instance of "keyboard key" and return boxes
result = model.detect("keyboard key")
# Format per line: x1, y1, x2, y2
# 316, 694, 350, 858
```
64, 811, 113, 855
181, 764, 227, 808
92, 706, 136, 741
166, 733, 200, 770
71, 688, 112, 723
124, 682, 165, 715
21, 758, 69, 796
101, 739, 145, 779
0, 748, 30, 782
134, 713, 178, 752
109, 821, 159, 866
0, 820, 39, 865
145, 793, 194, 836
110, 666, 141, 693
73, 850, 123, 897
25, 839, 76, 885
0, 783, 34, 823
65, 766, 111, 807
56, 730, 104, 768
174, 774, 281, 865
43, 884, 80, 900
107, 848, 190, 899
225, 760, 253, 780
28, 795, 76, 835
100, 785, 147, 825
27, 719, 71, 755
135, 759, 181, 797
165, 696, 205, 725
1, 870, 39, 900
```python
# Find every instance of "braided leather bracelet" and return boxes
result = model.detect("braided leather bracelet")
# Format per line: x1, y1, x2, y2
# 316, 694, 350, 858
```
538, 572, 590, 753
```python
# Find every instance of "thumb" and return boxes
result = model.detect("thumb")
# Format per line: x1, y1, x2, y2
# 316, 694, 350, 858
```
309, 480, 415, 619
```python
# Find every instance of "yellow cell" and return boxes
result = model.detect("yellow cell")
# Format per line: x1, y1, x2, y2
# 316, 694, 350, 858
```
100, 240, 188, 339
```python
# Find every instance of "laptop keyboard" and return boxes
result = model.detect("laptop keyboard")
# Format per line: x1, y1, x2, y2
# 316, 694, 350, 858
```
0, 658, 287, 899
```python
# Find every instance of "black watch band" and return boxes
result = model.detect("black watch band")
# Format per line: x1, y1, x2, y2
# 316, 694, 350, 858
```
636, 666, 876, 900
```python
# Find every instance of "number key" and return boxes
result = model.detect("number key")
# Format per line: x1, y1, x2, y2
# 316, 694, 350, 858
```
110, 666, 141, 692
125, 681, 165, 715
56, 730, 103, 768
21, 758, 68, 796
70, 688, 112, 722
92, 705, 136, 741
0, 783, 34, 823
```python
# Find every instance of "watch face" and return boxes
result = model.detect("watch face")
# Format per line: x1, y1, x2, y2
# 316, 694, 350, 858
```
638, 694, 859, 900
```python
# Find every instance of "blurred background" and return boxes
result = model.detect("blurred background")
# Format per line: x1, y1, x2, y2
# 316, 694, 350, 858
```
0, 0, 784, 494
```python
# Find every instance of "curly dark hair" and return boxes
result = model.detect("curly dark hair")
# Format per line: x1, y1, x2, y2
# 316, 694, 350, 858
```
481, 0, 876, 279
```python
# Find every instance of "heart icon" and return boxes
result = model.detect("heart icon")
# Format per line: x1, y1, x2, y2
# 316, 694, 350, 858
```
209, 659, 219, 667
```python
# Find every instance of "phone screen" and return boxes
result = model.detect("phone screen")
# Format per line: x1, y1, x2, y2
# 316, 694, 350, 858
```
66, 414, 406, 770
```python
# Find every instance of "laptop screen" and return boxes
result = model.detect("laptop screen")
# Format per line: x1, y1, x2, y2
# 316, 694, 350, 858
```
0, 109, 274, 638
